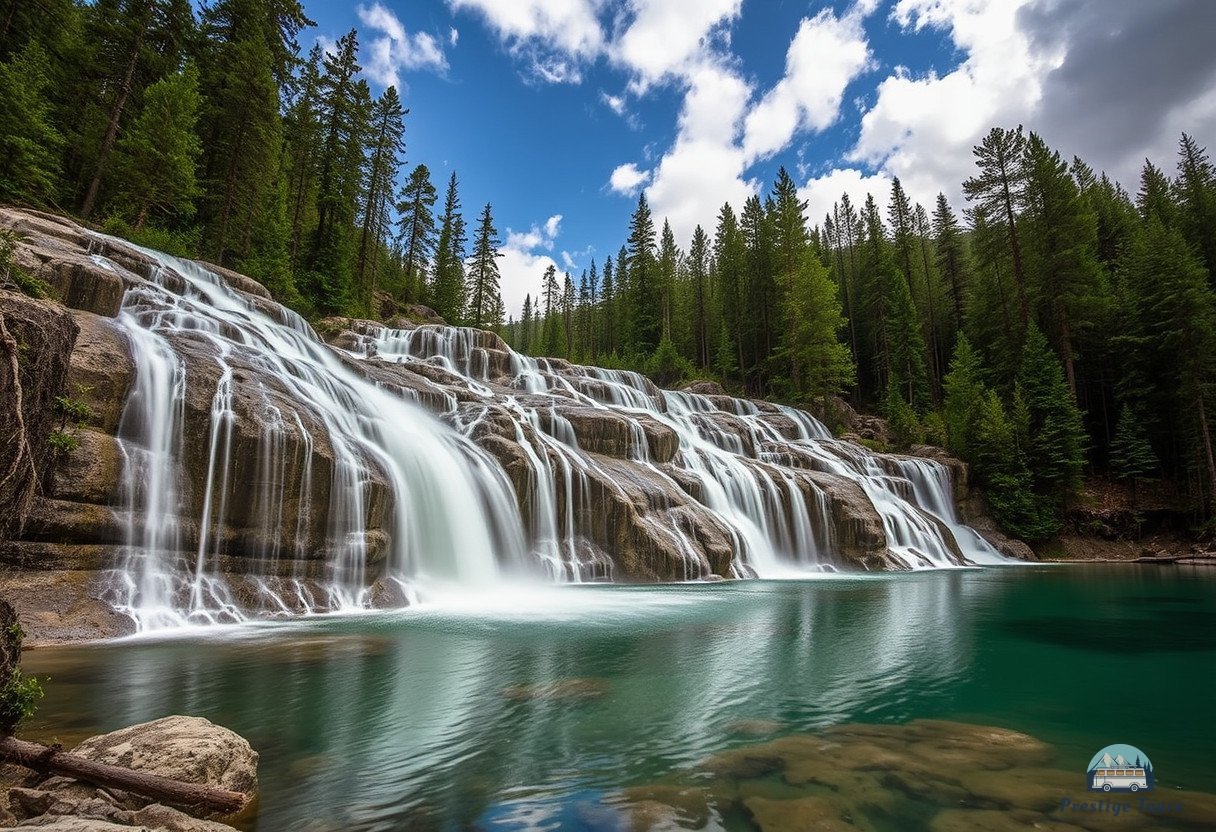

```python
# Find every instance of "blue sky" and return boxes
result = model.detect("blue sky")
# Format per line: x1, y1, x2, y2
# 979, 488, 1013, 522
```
302, 0, 1216, 316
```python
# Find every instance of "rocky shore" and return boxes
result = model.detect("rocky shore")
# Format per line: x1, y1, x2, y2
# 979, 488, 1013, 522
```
1, 716, 257, 832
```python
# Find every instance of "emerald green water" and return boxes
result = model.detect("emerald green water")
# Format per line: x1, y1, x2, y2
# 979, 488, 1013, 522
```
23, 565, 1216, 830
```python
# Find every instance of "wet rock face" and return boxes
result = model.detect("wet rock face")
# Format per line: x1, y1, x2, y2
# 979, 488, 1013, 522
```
0, 289, 79, 541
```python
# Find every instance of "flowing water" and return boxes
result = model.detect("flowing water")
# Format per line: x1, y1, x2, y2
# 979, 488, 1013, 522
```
24, 566, 1216, 831
96, 244, 1007, 630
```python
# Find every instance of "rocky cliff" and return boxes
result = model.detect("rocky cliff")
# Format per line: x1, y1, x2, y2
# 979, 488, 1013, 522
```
0, 209, 1027, 642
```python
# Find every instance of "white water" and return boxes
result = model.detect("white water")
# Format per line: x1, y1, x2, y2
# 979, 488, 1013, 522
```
100, 245, 1005, 631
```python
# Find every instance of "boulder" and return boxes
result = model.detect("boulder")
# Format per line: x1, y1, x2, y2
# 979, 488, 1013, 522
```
680, 380, 724, 396
66, 312, 133, 434
66, 716, 258, 809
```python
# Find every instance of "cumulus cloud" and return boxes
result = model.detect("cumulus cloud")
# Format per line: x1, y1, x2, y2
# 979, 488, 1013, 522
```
357, 3, 448, 89
741, 5, 874, 164
499, 214, 565, 317
843, 0, 1216, 213
612, 0, 742, 91
798, 167, 893, 230
448, 0, 604, 83
608, 162, 650, 195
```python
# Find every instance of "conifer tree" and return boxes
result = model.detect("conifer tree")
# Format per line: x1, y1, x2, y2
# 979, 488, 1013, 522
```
963, 125, 1029, 322
942, 333, 987, 461
397, 163, 438, 304
356, 85, 406, 303
626, 193, 660, 356
430, 171, 466, 322
1017, 323, 1087, 511
599, 256, 616, 356
1175, 133, 1216, 285
109, 64, 201, 229
1110, 405, 1158, 507
283, 44, 323, 269
519, 294, 533, 353
0, 42, 64, 203
688, 225, 710, 368
541, 263, 561, 356
466, 203, 501, 329
933, 192, 968, 331
971, 388, 1043, 539
714, 202, 745, 378
780, 252, 855, 404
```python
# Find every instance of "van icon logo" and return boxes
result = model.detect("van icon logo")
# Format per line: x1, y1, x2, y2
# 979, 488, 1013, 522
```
1087, 744, 1154, 793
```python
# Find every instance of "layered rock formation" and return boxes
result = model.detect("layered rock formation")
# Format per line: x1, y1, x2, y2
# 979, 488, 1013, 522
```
0, 209, 1024, 641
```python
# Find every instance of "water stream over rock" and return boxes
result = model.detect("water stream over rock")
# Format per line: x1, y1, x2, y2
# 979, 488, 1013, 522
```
9, 222, 1011, 632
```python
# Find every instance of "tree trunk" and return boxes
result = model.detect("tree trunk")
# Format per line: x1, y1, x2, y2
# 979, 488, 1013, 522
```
0, 735, 249, 817
81, 26, 146, 219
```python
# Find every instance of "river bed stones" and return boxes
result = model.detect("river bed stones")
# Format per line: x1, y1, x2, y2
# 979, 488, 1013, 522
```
607, 719, 1215, 832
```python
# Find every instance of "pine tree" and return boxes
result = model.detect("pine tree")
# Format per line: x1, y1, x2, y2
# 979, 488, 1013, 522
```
599, 255, 616, 356
714, 201, 746, 379
780, 251, 855, 405
657, 219, 678, 339
1018, 323, 1087, 513
196, 0, 307, 267
0, 42, 63, 203
626, 193, 660, 356
715, 319, 737, 382
885, 249, 930, 409
963, 125, 1029, 322
108, 63, 201, 229
1110, 406, 1158, 507
887, 177, 915, 286
430, 170, 466, 322
465, 203, 501, 328
688, 225, 710, 368
942, 333, 987, 461
73, 0, 194, 218
541, 263, 561, 356
1022, 131, 1104, 397
397, 163, 438, 304
519, 293, 533, 353
932, 194, 968, 335
1175, 133, 1216, 285
356, 85, 406, 305
282, 44, 322, 269
971, 388, 1043, 539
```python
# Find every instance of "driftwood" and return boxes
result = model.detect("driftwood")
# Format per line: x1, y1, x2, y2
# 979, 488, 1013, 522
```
0, 735, 248, 816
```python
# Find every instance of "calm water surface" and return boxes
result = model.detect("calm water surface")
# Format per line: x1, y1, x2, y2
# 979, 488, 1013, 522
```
24, 565, 1216, 830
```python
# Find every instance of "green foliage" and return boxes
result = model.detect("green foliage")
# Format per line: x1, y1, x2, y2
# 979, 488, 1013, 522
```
109, 64, 202, 228
1017, 323, 1087, 506
0, 666, 43, 735
941, 333, 986, 459
47, 428, 79, 457
101, 217, 200, 260
883, 383, 922, 448
53, 394, 93, 425
645, 336, 695, 387
1, 230, 50, 298
0, 42, 64, 203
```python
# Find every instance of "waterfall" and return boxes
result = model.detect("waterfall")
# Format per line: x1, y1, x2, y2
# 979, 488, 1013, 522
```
106, 247, 529, 631
99, 243, 1007, 631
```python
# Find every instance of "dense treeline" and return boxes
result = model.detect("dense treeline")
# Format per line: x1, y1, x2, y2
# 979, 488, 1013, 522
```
504, 132, 1216, 540
2, 3, 1213, 541
0, 0, 502, 324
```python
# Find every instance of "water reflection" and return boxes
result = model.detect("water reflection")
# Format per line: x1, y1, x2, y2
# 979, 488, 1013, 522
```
24, 575, 1020, 830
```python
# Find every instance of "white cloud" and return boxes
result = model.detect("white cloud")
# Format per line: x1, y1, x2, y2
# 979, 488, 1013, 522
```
601, 92, 627, 116
741, 6, 874, 163
448, 0, 603, 83
449, 27, 459, 46
608, 162, 650, 195
798, 167, 893, 231
499, 214, 565, 316
612, 0, 742, 91
357, 3, 448, 89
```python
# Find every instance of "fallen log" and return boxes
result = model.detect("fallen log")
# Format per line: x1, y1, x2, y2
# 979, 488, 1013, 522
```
0, 735, 248, 816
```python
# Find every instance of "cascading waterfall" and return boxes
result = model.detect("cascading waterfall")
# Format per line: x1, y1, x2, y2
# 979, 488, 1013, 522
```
365, 324, 1006, 577
105, 246, 530, 631
100, 243, 1007, 631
